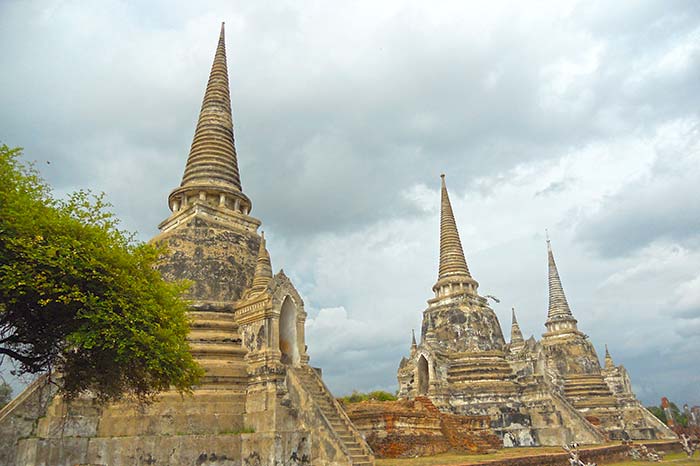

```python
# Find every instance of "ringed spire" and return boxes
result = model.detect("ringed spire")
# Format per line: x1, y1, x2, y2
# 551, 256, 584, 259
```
604, 344, 615, 370
168, 22, 252, 215
544, 235, 580, 336
546, 237, 574, 321
432, 174, 479, 297
250, 231, 273, 293
510, 308, 524, 345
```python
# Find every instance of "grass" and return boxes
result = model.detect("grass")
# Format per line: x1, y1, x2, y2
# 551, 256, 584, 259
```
607, 452, 700, 466
376, 446, 563, 465
375, 446, 699, 466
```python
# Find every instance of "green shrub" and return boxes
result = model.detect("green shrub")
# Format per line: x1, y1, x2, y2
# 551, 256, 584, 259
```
338, 390, 398, 403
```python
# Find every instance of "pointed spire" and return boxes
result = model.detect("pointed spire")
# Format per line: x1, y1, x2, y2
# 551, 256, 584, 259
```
438, 174, 471, 280
546, 236, 575, 323
432, 175, 478, 297
168, 23, 252, 215
510, 308, 524, 345
250, 231, 273, 293
411, 329, 417, 348
604, 344, 615, 370
182, 22, 240, 189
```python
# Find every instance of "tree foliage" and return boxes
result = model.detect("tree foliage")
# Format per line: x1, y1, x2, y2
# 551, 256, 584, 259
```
338, 390, 398, 403
648, 405, 667, 423
647, 401, 689, 427
0, 145, 202, 402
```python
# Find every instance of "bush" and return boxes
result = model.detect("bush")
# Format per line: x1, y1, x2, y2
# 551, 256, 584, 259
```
338, 390, 398, 403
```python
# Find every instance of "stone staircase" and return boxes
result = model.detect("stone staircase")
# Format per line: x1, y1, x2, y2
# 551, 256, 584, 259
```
294, 367, 374, 466
188, 310, 248, 389
563, 374, 618, 409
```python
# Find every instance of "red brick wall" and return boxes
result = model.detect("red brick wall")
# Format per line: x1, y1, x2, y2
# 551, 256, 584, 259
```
344, 397, 501, 458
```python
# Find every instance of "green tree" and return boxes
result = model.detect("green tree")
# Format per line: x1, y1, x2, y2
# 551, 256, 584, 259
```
648, 405, 667, 423
670, 402, 689, 427
338, 390, 398, 403
0, 145, 202, 402
0, 381, 11, 408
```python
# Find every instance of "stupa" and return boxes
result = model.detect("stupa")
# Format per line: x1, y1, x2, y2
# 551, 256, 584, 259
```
0, 24, 374, 466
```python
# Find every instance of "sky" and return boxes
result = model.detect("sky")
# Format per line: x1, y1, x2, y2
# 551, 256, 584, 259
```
1, 0, 699, 406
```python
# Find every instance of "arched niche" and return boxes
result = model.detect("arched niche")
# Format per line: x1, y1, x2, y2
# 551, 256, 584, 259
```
279, 296, 300, 366
417, 355, 430, 395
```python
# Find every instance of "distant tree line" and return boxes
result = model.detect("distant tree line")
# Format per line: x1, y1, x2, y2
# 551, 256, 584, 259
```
338, 390, 398, 403
647, 400, 690, 427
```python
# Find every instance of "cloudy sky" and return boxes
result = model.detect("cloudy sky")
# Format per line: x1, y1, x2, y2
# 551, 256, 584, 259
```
1, 0, 699, 406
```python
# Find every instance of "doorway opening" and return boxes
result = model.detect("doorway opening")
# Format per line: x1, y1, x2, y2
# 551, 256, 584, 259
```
417, 355, 430, 395
279, 296, 300, 366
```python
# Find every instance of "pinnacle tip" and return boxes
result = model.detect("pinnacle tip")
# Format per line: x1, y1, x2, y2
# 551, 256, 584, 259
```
440, 173, 445, 179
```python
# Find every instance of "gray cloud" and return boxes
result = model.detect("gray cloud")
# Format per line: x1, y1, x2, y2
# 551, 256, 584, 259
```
1, 0, 699, 405
576, 121, 700, 256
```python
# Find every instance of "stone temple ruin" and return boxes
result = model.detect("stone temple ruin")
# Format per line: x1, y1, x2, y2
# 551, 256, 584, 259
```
0, 22, 679, 466
0, 24, 373, 466
393, 175, 676, 447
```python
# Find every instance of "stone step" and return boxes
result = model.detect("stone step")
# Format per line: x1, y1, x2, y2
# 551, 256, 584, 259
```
188, 310, 237, 323
189, 342, 247, 358
188, 328, 241, 342
352, 457, 372, 465
190, 318, 238, 330
198, 358, 247, 372
296, 367, 372, 464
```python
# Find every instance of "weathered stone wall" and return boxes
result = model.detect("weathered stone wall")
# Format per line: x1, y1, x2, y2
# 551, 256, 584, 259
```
283, 369, 356, 466
422, 299, 506, 352
153, 215, 260, 304
519, 376, 605, 446
11, 388, 249, 466
541, 336, 601, 377
0, 376, 56, 466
